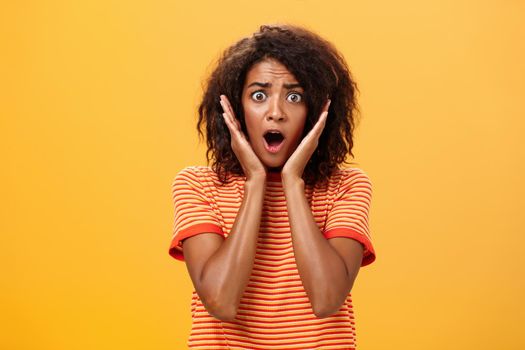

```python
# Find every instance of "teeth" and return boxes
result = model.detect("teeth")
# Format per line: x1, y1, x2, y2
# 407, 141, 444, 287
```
264, 131, 282, 137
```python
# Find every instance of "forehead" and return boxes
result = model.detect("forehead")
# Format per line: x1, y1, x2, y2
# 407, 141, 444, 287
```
244, 59, 298, 84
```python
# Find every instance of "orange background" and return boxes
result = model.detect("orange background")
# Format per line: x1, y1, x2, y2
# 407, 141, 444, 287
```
1, 1, 524, 349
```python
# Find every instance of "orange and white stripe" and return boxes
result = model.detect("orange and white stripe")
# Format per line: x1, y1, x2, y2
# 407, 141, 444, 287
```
169, 166, 376, 349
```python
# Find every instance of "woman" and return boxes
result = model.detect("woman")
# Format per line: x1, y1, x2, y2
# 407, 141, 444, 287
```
169, 23, 376, 349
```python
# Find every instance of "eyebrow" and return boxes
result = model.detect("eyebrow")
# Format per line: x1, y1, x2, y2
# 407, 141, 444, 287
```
246, 82, 303, 89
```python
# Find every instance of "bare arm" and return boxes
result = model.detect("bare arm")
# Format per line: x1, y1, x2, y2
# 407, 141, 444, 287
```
182, 175, 266, 322
282, 176, 364, 318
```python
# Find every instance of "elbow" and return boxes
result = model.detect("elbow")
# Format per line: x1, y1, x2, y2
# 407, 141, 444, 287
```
210, 306, 238, 322
312, 297, 340, 318
195, 278, 240, 322
313, 304, 339, 319
312, 273, 357, 318
201, 295, 238, 322
312, 292, 350, 319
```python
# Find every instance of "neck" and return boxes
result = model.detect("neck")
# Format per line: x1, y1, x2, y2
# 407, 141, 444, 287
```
267, 169, 282, 181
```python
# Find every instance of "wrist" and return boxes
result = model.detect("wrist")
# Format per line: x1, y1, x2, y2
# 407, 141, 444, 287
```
282, 174, 304, 189
245, 174, 267, 189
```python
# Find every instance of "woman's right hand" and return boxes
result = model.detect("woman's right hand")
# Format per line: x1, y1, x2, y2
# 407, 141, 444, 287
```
220, 94, 267, 180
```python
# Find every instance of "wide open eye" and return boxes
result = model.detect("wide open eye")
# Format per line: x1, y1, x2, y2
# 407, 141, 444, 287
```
287, 92, 303, 103
251, 91, 267, 102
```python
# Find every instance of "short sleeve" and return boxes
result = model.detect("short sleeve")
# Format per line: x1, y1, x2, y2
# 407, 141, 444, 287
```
323, 168, 376, 267
168, 167, 224, 261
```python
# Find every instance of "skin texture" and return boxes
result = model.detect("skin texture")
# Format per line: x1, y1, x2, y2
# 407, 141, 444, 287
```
182, 58, 364, 321
241, 58, 308, 171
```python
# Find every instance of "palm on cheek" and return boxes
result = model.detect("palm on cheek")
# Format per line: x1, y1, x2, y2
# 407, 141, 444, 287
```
220, 94, 267, 179
282, 100, 331, 181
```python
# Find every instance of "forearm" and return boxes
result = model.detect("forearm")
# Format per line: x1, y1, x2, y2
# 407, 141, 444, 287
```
200, 176, 266, 319
283, 177, 352, 317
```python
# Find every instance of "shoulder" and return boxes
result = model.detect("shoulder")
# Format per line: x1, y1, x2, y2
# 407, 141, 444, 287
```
176, 165, 215, 177
172, 166, 244, 190
173, 166, 217, 184
331, 167, 372, 186
328, 168, 373, 197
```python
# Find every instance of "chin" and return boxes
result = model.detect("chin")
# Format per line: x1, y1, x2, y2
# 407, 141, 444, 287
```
261, 156, 286, 170
255, 145, 290, 170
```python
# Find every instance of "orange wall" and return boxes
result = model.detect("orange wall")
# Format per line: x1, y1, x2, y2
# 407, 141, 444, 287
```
1, 1, 524, 349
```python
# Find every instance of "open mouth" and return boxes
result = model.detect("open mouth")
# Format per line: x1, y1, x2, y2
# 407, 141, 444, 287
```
263, 130, 285, 153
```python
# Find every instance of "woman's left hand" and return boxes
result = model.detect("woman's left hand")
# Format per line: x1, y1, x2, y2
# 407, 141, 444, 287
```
282, 99, 331, 183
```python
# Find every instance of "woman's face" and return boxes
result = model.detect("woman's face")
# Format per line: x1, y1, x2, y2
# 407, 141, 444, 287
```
241, 58, 308, 171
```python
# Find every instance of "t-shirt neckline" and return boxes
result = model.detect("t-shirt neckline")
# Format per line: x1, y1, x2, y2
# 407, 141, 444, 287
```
267, 171, 282, 182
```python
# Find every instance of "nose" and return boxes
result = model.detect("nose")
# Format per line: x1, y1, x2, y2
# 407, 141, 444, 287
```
265, 97, 286, 122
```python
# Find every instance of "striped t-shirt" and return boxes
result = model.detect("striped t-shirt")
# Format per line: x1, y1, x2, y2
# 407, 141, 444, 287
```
169, 166, 376, 349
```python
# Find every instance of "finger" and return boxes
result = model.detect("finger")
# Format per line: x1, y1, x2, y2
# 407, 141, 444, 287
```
222, 111, 237, 134
222, 112, 234, 133
324, 99, 331, 112
220, 101, 237, 132
219, 95, 233, 117
223, 112, 241, 137
224, 98, 242, 131
312, 99, 330, 129
222, 95, 236, 117
234, 118, 242, 132
308, 110, 328, 138
223, 112, 246, 142
314, 100, 330, 132
219, 97, 230, 119
317, 111, 328, 135
220, 95, 241, 131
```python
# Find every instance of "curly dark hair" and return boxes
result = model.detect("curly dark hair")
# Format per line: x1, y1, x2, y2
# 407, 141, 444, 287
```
197, 23, 361, 186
